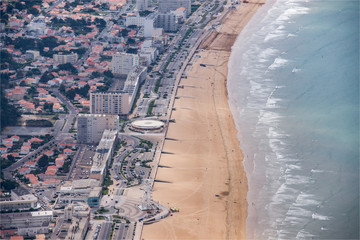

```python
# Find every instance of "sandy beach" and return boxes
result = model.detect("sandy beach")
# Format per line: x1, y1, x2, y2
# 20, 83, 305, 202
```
142, 1, 266, 239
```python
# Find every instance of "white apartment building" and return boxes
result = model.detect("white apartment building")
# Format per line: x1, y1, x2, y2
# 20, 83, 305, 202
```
140, 47, 158, 66
144, 18, 154, 38
111, 52, 139, 76
136, 0, 151, 11
1, 211, 53, 236
77, 114, 119, 144
125, 13, 145, 27
90, 130, 118, 183
91, 66, 147, 116
158, 0, 191, 16
53, 53, 78, 64
123, 66, 147, 108
90, 92, 131, 116
25, 50, 40, 60
0, 194, 38, 211
155, 13, 178, 32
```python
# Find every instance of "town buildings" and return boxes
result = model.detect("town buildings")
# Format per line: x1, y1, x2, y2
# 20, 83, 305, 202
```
25, 50, 40, 60
53, 53, 78, 64
136, 0, 151, 11
77, 114, 119, 144
0, 211, 53, 236
89, 130, 118, 183
155, 13, 178, 32
90, 66, 146, 116
111, 52, 139, 76
56, 179, 102, 208
158, 0, 191, 16
90, 92, 131, 116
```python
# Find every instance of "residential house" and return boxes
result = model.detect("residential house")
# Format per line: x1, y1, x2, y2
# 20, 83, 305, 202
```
4, 142, 13, 149
44, 150, 54, 157
64, 149, 73, 155
10, 136, 20, 142
18, 168, 31, 175
0, 147, 7, 154
20, 145, 31, 154
24, 161, 37, 169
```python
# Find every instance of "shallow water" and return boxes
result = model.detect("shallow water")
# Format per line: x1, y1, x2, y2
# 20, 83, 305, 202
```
227, 0, 359, 239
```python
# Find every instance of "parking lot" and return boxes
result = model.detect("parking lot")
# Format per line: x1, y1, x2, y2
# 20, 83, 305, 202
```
72, 145, 96, 180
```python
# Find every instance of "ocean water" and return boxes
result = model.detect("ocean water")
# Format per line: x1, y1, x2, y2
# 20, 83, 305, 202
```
227, 0, 359, 239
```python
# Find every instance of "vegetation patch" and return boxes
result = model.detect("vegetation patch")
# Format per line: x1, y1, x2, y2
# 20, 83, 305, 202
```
25, 119, 53, 127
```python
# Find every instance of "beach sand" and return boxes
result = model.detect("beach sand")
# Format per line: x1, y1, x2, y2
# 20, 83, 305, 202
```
142, 1, 266, 239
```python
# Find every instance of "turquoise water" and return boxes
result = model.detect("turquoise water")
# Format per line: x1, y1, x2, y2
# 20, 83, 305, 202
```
227, 0, 359, 239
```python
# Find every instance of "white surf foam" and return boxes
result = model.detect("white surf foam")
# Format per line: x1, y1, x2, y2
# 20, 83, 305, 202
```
312, 213, 332, 221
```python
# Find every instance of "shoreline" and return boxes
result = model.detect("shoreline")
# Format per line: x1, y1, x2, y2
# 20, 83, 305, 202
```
142, 1, 266, 239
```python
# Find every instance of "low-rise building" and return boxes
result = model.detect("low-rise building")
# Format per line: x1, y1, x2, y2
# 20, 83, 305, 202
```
25, 50, 40, 60
0, 211, 53, 236
0, 194, 38, 211
56, 179, 101, 208
53, 53, 78, 64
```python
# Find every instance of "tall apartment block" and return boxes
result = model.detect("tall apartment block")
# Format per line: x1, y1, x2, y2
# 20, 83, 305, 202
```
91, 66, 147, 116
111, 52, 139, 76
90, 92, 131, 116
136, 0, 151, 11
77, 114, 119, 144
158, 0, 191, 16
155, 13, 178, 32
90, 129, 118, 184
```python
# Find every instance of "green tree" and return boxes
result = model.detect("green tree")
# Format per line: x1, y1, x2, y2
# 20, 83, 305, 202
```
38, 155, 49, 169
121, 28, 129, 37
57, 63, 78, 74
59, 84, 66, 93
42, 36, 60, 49
77, 84, 90, 97
104, 70, 113, 78
43, 102, 54, 112
65, 89, 76, 100
1, 91, 21, 128
0, 179, 19, 191
40, 71, 55, 83
91, 71, 101, 78
127, 37, 136, 45
28, 7, 39, 16
27, 86, 37, 95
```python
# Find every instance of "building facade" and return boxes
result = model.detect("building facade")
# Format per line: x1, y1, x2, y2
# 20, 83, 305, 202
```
25, 50, 40, 60
53, 53, 78, 64
125, 14, 145, 27
0, 194, 38, 211
154, 13, 178, 32
90, 130, 118, 183
144, 18, 154, 38
90, 92, 131, 116
136, 0, 151, 11
0, 211, 53, 236
158, 0, 191, 16
77, 114, 119, 144
111, 52, 139, 76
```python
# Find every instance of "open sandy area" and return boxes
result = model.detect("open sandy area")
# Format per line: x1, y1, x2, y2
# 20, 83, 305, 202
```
142, 1, 266, 239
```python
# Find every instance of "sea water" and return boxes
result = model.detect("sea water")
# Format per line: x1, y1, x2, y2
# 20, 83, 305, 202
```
227, 0, 359, 239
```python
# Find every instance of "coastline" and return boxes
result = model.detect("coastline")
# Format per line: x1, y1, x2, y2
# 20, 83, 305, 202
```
142, 1, 266, 239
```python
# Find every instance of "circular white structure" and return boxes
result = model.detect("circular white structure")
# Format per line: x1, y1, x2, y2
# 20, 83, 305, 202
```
131, 120, 164, 130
